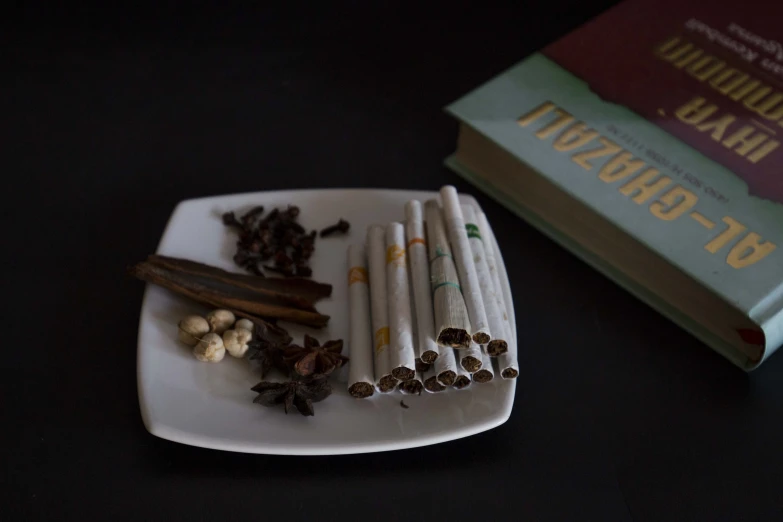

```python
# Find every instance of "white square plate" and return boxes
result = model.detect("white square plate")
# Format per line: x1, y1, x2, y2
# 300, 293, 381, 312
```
137, 189, 516, 455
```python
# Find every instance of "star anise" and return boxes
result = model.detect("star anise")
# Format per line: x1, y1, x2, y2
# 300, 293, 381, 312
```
243, 316, 294, 377
251, 318, 293, 348
249, 344, 289, 378
283, 334, 348, 377
251, 376, 332, 416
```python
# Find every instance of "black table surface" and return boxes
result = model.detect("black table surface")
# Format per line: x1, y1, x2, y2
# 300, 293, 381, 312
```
6, 3, 783, 521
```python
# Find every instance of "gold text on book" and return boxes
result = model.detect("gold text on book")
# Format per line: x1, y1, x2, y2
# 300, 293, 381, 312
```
517, 101, 777, 269
655, 36, 781, 165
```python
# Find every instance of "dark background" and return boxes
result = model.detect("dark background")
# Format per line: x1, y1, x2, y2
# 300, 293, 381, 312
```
5, 2, 783, 521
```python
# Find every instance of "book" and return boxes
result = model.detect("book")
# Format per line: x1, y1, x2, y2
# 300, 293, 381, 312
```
444, 0, 783, 370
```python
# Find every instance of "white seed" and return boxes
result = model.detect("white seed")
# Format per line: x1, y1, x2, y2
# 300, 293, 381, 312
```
193, 332, 225, 362
235, 318, 254, 332
223, 328, 253, 358
206, 309, 236, 334
177, 315, 210, 346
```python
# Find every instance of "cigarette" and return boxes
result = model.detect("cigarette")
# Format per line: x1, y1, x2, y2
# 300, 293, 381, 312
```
424, 200, 471, 348
347, 245, 375, 398
367, 225, 398, 393
434, 347, 458, 386
460, 341, 483, 373
440, 186, 491, 344
405, 200, 440, 364
423, 367, 446, 393
386, 222, 416, 382
453, 364, 472, 390
500, 359, 519, 380
415, 358, 432, 373
477, 211, 519, 379
461, 204, 508, 357
398, 372, 424, 395
472, 347, 495, 383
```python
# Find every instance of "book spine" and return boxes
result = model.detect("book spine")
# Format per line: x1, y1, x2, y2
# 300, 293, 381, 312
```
753, 284, 783, 366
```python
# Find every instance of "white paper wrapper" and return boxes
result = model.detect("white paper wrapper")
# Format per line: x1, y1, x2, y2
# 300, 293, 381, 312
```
346, 245, 375, 398
367, 225, 397, 393
440, 185, 490, 344
405, 200, 440, 363
461, 204, 508, 356
460, 341, 483, 373
435, 347, 458, 386
477, 210, 519, 379
472, 346, 495, 383
424, 200, 471, 348
386, 222, 416, 382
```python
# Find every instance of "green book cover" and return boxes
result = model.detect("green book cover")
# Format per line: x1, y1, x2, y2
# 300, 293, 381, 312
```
444, 0, 783, 370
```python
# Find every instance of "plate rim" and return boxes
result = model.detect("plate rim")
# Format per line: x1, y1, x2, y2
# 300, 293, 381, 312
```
137, 188, 516, 455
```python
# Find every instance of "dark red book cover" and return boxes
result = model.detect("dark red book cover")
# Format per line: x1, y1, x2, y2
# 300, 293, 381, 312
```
543, 0, 783, 205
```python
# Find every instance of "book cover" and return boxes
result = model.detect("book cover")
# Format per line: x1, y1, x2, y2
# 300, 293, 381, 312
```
444, 0, 783, 369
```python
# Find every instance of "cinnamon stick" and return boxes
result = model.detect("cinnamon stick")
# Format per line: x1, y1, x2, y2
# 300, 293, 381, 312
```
147, 255, 332, 304
129, 261, 330, 328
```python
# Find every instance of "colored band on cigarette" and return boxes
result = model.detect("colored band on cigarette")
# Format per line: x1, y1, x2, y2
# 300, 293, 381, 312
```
386, 245, 405, 265
433, 281, 461, 292
348, 266, 368, 285
375, 327, 390, 353
465, 223, 482, 240
407, 237, 426, 249
430, 246, 454, 263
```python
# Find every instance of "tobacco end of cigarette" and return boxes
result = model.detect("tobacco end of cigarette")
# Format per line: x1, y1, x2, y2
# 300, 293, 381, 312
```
438, 328, 471, 348
473, 369, 494, 383
348, 382, 375, 398
391, 366, 416, 382
378, 375, 399, 393
472, 331, 491, 345
424, 376, 446, 393
421, 350, 438, 364
453, 375, 472, 389
501, 368, 519, 379
437, 370, 456, 386
400, 378, 423, 395
487, 340, 508, 356
461, 356, 482, 373
415, 358, 432, 373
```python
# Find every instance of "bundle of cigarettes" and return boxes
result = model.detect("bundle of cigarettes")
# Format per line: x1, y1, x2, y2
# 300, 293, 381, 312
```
347, 186, 518, 399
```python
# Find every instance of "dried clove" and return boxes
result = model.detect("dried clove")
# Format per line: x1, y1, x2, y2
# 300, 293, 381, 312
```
274, 250, 294, 270
319, 219, 350, 237
241, 206, 265, 225
222, 211, 244, 230
285, 205, 300, 219
222, 204, 319, 278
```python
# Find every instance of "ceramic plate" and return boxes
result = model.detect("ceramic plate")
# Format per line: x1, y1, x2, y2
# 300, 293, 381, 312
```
137, 189, 516, 455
